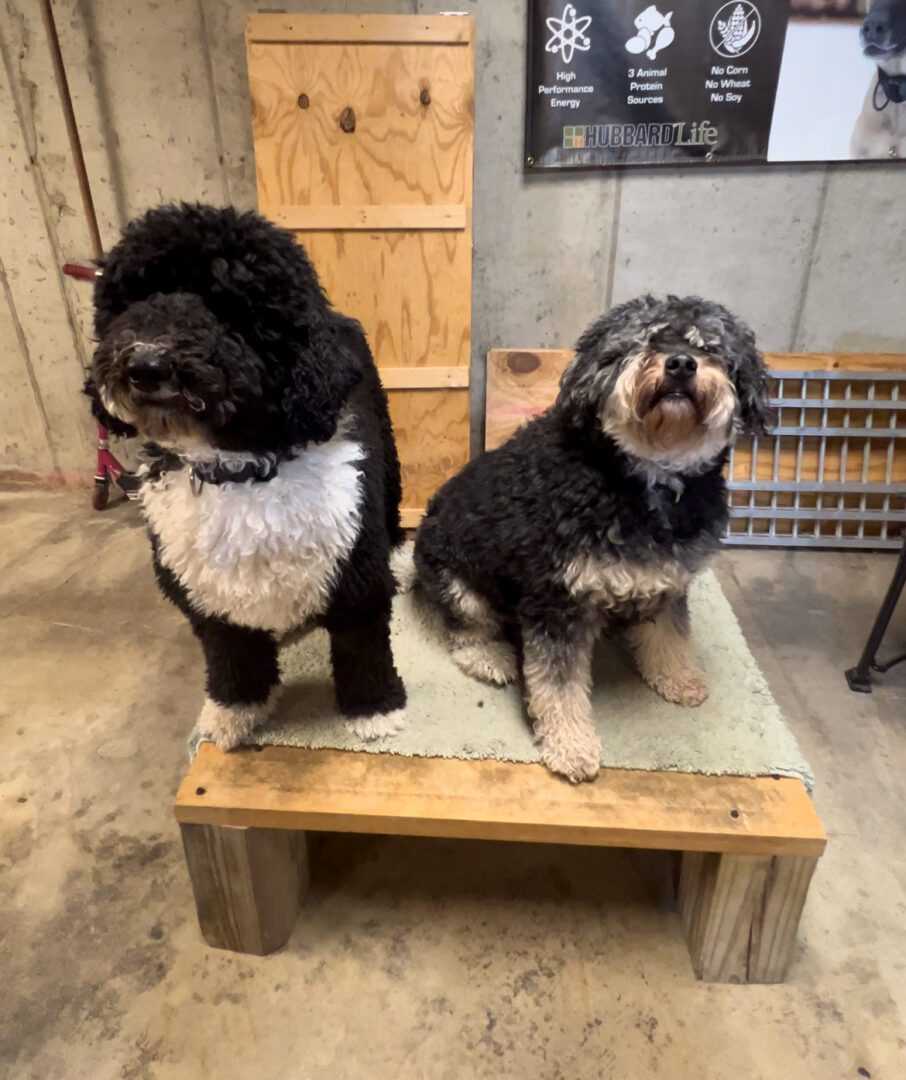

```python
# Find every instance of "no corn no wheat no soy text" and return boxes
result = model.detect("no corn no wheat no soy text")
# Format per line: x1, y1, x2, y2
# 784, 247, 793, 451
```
539, 2, 761, 111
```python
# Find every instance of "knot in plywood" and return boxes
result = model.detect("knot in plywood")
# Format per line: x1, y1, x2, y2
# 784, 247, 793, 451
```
507, 351, 541, 375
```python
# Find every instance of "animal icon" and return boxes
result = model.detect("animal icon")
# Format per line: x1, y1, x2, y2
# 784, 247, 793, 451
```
625, 6, 675, 61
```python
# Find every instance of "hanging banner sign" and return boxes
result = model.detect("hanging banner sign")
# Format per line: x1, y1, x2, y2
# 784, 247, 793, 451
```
525, 1, 906, 168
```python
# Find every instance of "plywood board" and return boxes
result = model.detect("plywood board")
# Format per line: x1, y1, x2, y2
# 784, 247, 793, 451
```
175, 745, 826, 858
486, 348, 572, 451
246, 14, 474, 521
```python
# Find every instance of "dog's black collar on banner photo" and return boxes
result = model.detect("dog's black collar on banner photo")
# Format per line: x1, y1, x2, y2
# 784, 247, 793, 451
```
141, 444, 284, 492
874, 69, 906, 111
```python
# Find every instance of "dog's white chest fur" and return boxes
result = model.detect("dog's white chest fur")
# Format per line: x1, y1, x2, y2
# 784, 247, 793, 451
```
140, 433, 364, 633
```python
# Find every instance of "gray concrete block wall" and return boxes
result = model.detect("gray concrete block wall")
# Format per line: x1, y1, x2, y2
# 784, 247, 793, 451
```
1, 0, 903, 476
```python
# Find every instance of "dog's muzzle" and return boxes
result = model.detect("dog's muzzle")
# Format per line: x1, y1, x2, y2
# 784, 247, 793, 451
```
127, 350, 171, 389
861, 5, 906, 60
651, 353, 700, 408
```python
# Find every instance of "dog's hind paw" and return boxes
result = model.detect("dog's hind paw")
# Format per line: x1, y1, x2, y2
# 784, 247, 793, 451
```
345, 709, 407, 741
451, 639, 518, 686
649, 668, 709, 707
197, 692, 278, 752
390, 541, 417, 594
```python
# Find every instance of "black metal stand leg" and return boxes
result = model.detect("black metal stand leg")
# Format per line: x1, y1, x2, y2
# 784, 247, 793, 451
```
846, 538, 906, 693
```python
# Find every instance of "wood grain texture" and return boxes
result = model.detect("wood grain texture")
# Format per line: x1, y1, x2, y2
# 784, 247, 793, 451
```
388, 387, 470, 511
767, 353, 906, 373
485, 348, 572, 450
679, 851, 819, 983
298, 230, 471, 369
379, 366, 469, 389
248, 38, 473, 211
247, 14, 472, 45
180, 823, 308, 955
400, 509, 424, 529
679, 852, 771, 982
747, 854, 819, 982
175, 745, 826, 858
247, 15, 473, 520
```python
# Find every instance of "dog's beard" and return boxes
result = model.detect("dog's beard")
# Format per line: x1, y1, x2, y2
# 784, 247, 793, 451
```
602, 352, 736, 471
127, 405, 206, 445
98, 379, 209, 446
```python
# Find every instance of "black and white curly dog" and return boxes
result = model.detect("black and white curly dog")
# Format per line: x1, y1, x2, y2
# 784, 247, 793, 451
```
415, 295, 770, 783
87, 203, 408, 749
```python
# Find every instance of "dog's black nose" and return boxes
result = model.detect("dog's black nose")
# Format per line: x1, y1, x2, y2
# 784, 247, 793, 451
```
862, 14, 890, 45
126, 351, 171, 387
665, 354, 698, 380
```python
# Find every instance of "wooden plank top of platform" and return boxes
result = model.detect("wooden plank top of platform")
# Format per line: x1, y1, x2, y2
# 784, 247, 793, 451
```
175, 747, 826, 858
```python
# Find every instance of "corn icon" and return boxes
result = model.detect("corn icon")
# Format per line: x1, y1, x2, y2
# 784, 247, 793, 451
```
717, 4, 757, 54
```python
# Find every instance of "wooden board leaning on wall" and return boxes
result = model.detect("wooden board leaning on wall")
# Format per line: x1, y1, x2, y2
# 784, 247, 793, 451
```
246, 14, 475, 528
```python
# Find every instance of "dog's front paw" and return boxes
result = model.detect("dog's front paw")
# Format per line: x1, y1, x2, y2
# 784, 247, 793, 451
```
537, 727, 602, 784
450, 640, 518, 686
650, 668, 709, 707
197, 694, 277, 751
345, 709, 407, 742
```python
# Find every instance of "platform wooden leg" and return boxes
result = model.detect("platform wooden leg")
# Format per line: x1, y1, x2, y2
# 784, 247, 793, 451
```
678, 851, 818, 984
180, 824, 309, 955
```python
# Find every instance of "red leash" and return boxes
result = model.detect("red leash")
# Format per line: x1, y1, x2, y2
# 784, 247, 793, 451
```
63, 262, 139, 509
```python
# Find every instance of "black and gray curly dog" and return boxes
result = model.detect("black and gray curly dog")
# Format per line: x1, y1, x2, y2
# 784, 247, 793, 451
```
87, 203, 407, 749
415, 294, 770, 783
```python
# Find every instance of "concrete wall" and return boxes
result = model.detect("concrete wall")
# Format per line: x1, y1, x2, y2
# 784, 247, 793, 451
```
2, 0, 903, 477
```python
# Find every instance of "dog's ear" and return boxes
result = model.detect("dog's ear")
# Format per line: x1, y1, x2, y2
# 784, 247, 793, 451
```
734, 350, 773, 435
719, 316, 774, 435
83, 376, 137, 438
557, 351, 616, 431
558, 296, 656, 430
281, 322, 363, 445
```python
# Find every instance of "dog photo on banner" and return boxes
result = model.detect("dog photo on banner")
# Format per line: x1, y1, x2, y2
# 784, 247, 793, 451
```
770, 0, 906, 159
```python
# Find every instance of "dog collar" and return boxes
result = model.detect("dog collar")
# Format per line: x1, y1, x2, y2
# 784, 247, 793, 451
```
874, 69, 906, 110
189, 455, 281, 493
142, 444, 283, 491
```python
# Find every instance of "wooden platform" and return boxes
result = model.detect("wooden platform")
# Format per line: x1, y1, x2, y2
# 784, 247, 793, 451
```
175, 746, 826, 982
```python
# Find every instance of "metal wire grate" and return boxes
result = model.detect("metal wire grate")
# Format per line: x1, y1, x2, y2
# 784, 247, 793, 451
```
725, 369, 906, 549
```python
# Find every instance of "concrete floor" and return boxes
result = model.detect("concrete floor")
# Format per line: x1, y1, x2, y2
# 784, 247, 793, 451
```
1, 487, 905, 1080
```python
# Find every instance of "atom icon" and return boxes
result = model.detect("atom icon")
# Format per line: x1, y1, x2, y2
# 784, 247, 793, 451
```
545, 3, 592, 65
